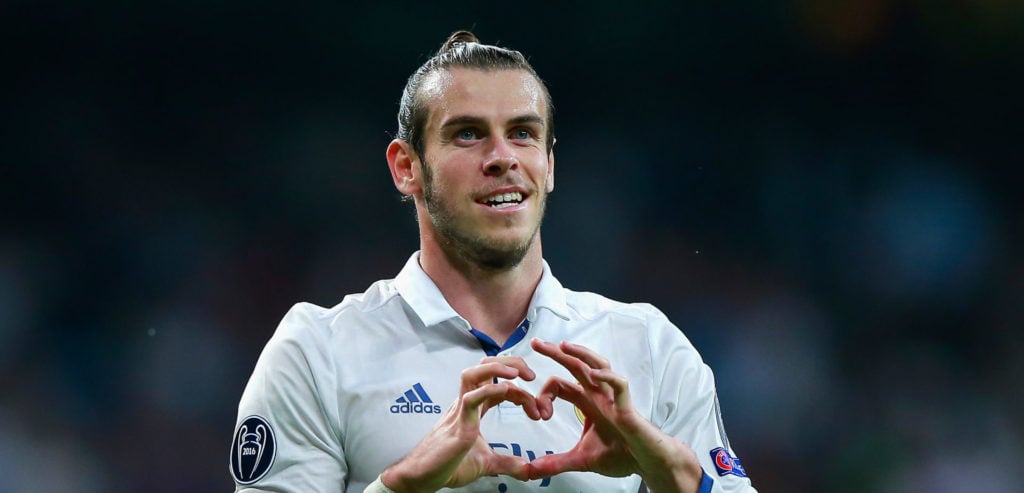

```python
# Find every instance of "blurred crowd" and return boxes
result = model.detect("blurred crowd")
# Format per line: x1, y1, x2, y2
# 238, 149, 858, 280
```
2, 2, 1021, 492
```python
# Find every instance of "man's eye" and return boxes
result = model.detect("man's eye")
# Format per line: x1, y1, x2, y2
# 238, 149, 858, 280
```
512, 129, 532, 140
457, 129, 478, 141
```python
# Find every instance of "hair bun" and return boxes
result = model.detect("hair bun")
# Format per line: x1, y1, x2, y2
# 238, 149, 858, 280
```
442, 30, 480, 52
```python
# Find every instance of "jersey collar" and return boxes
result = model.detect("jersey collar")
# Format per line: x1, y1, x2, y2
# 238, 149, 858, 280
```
394, 251, 571, 329
527, 260, 572, 323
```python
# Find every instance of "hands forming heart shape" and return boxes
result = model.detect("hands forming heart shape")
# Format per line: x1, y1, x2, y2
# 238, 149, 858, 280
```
379, 339, 702, 493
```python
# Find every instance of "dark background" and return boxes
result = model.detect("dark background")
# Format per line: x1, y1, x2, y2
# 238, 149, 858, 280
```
2, 1, 1022, 491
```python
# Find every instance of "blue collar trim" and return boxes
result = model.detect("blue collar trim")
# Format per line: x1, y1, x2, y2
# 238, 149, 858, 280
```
394, 252, 571, 329
469, 319, 531, 357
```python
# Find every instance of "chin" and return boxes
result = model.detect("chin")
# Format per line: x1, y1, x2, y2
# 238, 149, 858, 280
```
467, 243, 531, 271
445, 231, 537, 272
426, 195, 543, 271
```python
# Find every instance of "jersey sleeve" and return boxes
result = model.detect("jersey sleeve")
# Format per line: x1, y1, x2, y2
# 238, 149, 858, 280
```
231, 303, 347, 492
646, 308, 757, 493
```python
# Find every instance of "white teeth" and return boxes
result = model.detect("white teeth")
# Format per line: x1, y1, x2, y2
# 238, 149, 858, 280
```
484, 192, 523, 206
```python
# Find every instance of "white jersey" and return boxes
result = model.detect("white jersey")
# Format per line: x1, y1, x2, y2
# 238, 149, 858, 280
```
231, 253, 756, 492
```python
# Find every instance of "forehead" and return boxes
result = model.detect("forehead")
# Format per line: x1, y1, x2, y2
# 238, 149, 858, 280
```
419, 68, 547, 127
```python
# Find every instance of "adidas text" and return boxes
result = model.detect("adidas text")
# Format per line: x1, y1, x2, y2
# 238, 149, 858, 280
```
390, 402, 442, 414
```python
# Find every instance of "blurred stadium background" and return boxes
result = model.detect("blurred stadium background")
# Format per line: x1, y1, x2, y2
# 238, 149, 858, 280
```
2, 1, 1022, 491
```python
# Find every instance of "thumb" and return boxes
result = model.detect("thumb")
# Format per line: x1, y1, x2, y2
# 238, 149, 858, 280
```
527, 452, 587, 480
487, 453, 532, 481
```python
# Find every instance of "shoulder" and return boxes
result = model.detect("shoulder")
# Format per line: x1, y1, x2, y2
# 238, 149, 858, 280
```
563, 288, 675, 329
562, 288, 702, 363
268, 277, 405, 348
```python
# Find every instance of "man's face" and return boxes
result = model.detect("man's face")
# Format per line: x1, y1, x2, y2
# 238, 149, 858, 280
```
416, 68, 554, 271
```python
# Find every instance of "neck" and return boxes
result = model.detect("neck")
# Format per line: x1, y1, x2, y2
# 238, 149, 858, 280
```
418, 232, 544, 346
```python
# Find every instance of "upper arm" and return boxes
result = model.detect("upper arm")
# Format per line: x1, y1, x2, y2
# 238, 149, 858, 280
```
231, 305, 347, 492
647, 309, 757, 492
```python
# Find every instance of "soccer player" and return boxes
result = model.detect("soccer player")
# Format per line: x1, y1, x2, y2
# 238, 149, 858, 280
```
231, 31, 756, 493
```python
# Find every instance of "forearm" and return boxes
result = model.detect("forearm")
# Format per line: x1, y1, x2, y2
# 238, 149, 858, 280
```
638, 444, 704, 491
619, 412, 704, 493
378, 460, 445, 493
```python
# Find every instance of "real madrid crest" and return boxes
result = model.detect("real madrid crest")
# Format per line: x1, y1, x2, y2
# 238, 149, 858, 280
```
230, 415, 276, 485
574, 404, 587, 427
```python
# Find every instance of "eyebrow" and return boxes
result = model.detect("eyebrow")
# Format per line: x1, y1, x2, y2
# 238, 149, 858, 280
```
439, 114, 545, 131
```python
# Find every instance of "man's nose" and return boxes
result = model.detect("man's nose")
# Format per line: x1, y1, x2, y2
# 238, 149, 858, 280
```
482, 137, 518, 176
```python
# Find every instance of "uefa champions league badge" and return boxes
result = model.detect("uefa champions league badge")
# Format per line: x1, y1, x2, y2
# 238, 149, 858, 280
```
230, 415, 276, 485
709, 447, 747, 478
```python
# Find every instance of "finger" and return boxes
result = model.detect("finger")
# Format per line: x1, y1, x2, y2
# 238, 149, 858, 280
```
479, 383, 542, 420
486, 451, 532, 481
461, 383, 517, 425
460, 362, 522, 393
479, 355, 536, 381
531, 338, 595, 387
590, 368, 632, 409
535, 378, 555, 420
528, 451, 588, 479
559, 341, 611, 370
537, 376, 600, 420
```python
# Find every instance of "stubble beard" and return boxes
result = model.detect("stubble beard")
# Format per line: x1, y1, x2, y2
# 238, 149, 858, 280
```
421, 160, 546, 272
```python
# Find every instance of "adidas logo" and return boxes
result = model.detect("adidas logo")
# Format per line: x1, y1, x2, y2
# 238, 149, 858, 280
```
390, 383, 443, 414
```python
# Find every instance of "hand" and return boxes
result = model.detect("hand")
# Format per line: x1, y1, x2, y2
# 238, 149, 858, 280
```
381, 356, 543, 493
528, 339, 703, 493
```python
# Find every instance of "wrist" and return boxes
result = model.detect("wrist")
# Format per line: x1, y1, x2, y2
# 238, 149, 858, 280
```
379, 465, 433, 493
380, 463, 444, 491
638, 442, 703, 493
364, 475, 396, 493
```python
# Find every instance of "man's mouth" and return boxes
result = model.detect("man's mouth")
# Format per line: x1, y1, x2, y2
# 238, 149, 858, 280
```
480, 191, 525, 209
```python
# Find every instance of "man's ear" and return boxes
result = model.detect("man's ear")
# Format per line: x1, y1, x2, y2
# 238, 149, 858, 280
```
387, 139, 420, 196
545, 138, 556, 193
